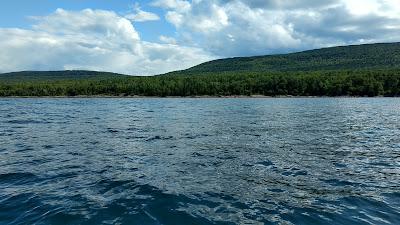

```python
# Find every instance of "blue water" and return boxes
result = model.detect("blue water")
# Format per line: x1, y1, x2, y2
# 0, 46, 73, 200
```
0, 98, 399, 225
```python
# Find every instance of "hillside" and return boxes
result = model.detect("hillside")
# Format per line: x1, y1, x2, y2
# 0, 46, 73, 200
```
2, 43, 400, 80
0, 43, 399, 97
180, 42, 400, 73
0, 70, 128, 83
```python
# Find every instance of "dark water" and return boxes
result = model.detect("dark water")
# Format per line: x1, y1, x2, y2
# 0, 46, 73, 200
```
0, 98, 399, 225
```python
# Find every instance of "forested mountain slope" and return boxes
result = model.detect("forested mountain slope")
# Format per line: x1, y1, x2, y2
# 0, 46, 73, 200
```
0, 70, 128, 83
181, 42, 400, 73
0, 43, 399, 97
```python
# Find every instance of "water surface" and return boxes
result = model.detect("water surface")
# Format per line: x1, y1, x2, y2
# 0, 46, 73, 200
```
0, 98, 399, 224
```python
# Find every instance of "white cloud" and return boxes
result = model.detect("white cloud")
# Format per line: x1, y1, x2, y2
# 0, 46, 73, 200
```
151, 0, 191, 12
159, 35, 177, 44
0, 9, 214, 75
1, 1, 400, 75
342, 0, 400, 18
125, 3, 160, 22
153, 0, 400, 56
165, 11, 185, 27
125, 10, 160, 22
343, 0, 380, 16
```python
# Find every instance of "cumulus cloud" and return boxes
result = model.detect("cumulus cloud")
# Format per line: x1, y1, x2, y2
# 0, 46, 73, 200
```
237, 0, 339, 9
1, 1, 399, 75
151, 0, 191, 11
0, 8, 214, 75
153, 0, 400, 56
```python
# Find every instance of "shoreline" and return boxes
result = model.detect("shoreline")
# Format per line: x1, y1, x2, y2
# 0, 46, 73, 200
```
0, 95, 395, 99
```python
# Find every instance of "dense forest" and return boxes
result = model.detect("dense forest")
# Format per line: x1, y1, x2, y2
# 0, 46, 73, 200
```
0, 43, 399, 97
183, 42, 400, 73
0, 70, 128, 82
0, 70, 399, 97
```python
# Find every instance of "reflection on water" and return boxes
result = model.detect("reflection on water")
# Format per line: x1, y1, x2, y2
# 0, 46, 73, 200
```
0, 98, 399, 224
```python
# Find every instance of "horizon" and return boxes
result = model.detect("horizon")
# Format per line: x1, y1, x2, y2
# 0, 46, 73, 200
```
1, 0, 400, 75
1, 41, 399, 76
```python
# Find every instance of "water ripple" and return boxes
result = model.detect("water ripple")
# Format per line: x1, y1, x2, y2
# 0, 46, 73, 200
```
0, 98, 399, 224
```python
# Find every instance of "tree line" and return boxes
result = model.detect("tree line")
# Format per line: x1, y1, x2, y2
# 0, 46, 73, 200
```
0, 69, 399, 97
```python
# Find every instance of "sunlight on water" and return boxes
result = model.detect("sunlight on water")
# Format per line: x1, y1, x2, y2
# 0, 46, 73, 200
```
0, 98, 399, 224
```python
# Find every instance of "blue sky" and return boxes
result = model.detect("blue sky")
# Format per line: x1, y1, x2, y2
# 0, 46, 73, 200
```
0, 0, 399, 75
0, 0, 173, 42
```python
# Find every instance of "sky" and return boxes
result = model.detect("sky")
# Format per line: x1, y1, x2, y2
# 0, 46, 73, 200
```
0, 0, 399, 75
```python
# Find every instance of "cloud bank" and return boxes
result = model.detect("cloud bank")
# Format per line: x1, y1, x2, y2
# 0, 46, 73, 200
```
0, 9, 214, 75
0, 0, 400, 75
156, 0, 400, 56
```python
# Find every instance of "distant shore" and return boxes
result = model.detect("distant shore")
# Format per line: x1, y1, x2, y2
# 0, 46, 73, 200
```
2, 69, 399, 97
0, 95, 393, 99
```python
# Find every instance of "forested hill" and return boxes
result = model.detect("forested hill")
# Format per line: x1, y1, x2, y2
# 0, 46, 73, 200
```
0, 43, 399, 97
0, 70, 128, 83
181, 42, 400, 73
2, 42, 400, 80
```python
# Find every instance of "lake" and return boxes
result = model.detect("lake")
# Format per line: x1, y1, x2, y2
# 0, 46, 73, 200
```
0, 98, 399, 225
